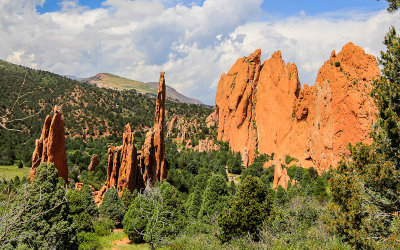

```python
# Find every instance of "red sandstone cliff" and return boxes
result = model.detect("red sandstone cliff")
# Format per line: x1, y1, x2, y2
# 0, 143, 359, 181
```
31, 106, 68, 182
215, 43, 379, 172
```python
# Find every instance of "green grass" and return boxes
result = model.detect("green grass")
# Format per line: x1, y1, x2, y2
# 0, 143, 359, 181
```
0, 165, 30, 181
94, 74, 157, 95
99, 230, 150, 250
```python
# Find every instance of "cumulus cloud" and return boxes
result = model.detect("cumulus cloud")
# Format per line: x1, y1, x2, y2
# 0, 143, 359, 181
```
0, 0, 398, 104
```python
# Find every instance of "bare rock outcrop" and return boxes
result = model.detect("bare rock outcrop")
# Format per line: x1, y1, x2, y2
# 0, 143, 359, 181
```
31, 106, 68, 182
205, 111, 218, 128
154, 72, 167, 181
88, 154, 100, 171
215, 43, 379, 172
96, 72, 167, 202
215, 49, 261, 166
272, 163, 290, 190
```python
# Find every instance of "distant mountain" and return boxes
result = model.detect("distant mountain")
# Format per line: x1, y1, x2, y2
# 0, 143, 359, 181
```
146, 81, 203, 105
80, 73, 203, 104
64, 75, 83, 81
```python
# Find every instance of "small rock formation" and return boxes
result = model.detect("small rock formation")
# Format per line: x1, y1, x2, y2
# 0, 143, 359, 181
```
75, 182, 83, 191
96, 72, 167, 202
31, 106, 68, 182
194, 137, 220, 152
88, 154, 100, 171
215, 43, 379, 172
205, 111, 218, 128
272, 163, 291, 190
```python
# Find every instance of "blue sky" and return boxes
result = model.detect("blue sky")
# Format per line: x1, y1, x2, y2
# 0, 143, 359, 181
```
37, 0, 389, 16
1, 0, 397, 104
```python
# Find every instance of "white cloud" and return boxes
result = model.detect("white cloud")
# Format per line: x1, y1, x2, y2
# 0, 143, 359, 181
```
0, 0, 398, 104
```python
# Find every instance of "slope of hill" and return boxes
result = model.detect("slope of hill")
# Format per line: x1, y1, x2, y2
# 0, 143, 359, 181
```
81, 73, 203, 104
0, 59, 212, 166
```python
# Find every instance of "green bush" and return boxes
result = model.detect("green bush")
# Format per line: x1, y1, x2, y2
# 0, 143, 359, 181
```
94, 218, 115, 237
1, 163, 77, 248
74, 211, 94, 233
198, 174, 229, 220
218, 176, 273, 242
99, 187, 125, 226
77, 231, 101, 250
123, 194, 148, 243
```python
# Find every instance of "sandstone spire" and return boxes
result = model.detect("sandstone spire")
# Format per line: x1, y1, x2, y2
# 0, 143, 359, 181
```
154, 72, 167, 181
96, 72, 168, 203
31, 106, 68, 182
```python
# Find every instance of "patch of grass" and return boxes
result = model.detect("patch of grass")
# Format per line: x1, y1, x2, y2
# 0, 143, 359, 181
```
99, 230, 150, 250
94, 74, 157, 95
0, 165, 30, 180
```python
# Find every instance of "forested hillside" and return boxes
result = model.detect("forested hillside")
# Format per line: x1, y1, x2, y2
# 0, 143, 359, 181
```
0, 59, 212, 166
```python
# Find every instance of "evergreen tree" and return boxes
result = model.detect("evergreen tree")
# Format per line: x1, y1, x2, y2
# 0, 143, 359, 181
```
80, 184, 98, 217
198, 174, 229, 220
187, 187, 203, 218
121, 188, 138, 210
0, 163, 77, 248
99, 187, 125, 225
218, 176, 273, 242
123, 183, 186, 249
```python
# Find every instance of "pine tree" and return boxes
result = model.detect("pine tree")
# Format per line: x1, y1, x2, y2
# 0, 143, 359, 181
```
1, 163, 77, 248
99, 187, 125, 225
218, 176, 273, 242
198, 174, 229, 220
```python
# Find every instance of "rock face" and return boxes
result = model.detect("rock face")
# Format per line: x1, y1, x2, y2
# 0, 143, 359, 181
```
96, 72, 167, 201
272, 163, 291, 190
88, 154, 100, 171
215, 49, 261, 166
105, 124, 140, 196
154, 72, 167, 181
215, 43, 379, 172
31, 106, 68, 182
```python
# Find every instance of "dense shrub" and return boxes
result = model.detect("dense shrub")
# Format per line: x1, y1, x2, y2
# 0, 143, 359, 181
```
218, 176, 273, 242
99, 187, 125, 226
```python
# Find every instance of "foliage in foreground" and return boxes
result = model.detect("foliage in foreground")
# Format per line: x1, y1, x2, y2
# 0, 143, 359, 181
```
0, 163, 77, 249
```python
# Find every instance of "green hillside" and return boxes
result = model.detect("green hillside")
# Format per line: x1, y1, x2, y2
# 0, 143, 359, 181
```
83, 73, 157, 94
0, 59, 212, 166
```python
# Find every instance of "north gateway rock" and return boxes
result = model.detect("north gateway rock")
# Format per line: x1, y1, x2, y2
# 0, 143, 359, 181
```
214, 43, 379, 172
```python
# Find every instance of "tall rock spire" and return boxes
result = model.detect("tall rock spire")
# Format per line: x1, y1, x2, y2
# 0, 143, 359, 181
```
154, 72, 167, 181
31, 106, 68, 182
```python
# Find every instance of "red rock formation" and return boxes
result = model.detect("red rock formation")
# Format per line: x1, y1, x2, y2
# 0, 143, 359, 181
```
97, 72, 168, 201
215, 43, 379, 172
215, 49, 261, 166
117, 124, 138, 196
31, 106, 68, 182
205, 111, 218, 128
194, 137, 220, 152
272, 163, 291, 190
88, 154, 100, 171
154, 72, 167, 181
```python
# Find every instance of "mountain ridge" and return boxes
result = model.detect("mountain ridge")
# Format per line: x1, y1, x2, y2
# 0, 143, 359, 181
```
80, 73, 203, 105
